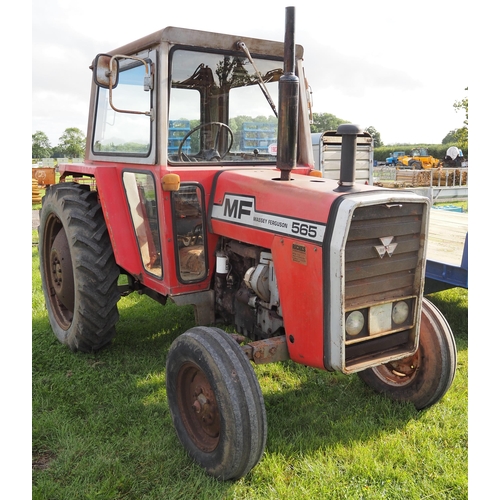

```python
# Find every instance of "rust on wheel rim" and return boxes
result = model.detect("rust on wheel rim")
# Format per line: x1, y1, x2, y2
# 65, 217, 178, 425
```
50, 228, 75, 312
371, 349, 420, 387
42, 215, 75, 330
176, 362, 221, 453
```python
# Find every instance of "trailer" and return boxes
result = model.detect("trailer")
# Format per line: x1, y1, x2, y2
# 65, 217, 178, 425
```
312, 130, 373, 184
424, 208, 468, 293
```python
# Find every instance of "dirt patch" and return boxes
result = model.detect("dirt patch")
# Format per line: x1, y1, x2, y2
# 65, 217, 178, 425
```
32, 451, 56, 471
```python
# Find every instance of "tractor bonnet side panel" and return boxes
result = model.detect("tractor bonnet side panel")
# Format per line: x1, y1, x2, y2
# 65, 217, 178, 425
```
209, 169, 343, 368
270, 236, 325, 369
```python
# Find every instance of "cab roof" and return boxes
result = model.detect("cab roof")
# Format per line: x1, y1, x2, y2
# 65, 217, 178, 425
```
106, 26, 304, 60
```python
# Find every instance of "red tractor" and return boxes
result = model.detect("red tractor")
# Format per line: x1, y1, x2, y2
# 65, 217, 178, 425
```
38, 7, 456, 480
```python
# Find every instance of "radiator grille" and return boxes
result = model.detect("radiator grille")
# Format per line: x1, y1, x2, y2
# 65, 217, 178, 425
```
344, 202, 425, 310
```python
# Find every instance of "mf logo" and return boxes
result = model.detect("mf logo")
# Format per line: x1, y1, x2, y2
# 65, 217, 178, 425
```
223, 197, 253, 219
212, 193, 325, 242
374, 236, 398, 258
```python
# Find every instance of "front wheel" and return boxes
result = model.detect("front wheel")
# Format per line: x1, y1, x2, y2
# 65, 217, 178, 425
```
166, 327, 267, 480
357, 297, 457, 410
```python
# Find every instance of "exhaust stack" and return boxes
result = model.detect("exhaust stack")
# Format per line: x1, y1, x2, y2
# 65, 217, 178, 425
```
277, 6, 299, 181
337, 123, 362, 189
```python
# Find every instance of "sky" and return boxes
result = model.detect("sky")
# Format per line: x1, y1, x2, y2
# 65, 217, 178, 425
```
31, 0, 471, 148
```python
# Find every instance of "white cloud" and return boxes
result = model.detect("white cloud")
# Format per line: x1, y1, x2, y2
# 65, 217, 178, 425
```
32, 0, 468, 146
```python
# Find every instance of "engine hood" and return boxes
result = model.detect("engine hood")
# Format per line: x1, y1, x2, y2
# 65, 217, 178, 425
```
208, 168, 376, 247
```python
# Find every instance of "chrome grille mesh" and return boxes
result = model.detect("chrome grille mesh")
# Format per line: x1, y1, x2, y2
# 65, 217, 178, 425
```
344, 202, 425, 309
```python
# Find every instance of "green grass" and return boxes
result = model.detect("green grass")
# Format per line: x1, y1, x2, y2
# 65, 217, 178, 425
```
32, 231, 467, 499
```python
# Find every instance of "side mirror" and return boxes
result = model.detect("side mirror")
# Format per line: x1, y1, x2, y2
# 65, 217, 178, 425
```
93, 54, 119, 89
92, 53, 153, 117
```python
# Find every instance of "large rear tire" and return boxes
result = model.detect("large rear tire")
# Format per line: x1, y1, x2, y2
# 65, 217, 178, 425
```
166, 327, 267, 480
39, 183, 121, 352
357, 297, 457, 410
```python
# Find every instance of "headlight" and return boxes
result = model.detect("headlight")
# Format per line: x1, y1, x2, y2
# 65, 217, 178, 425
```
392, 301, 409, 324
346, 311, 364, 336
344, 299, 414, 343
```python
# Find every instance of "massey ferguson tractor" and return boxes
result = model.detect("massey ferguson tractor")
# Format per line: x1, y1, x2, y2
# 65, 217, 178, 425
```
39, 7, 457, 480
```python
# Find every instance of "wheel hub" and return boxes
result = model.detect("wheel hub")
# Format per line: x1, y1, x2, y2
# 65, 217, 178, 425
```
50, 228, 75, 312
381, 350, 420, 383
177, 363, 220, 452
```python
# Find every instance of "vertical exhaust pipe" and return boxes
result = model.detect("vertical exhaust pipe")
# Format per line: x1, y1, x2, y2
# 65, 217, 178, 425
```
337, 123, 362, 189
277, 6, 299, 181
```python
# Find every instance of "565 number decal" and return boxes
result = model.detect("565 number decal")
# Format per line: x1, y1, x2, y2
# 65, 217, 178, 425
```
292, 221, 318, 239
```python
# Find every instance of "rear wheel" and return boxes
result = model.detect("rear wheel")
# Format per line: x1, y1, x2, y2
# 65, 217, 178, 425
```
39, 183, 121, 352
166, 326, 267, 480
357, 297, 457, 410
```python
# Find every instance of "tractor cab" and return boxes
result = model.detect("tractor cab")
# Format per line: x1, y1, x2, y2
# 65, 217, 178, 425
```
89, 28, 313, 168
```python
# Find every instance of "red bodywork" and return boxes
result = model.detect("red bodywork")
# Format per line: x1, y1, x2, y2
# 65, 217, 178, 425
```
60, 160, 367, 370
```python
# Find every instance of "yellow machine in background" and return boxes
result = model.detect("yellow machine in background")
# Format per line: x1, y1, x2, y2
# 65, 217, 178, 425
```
397, 148, 441, 169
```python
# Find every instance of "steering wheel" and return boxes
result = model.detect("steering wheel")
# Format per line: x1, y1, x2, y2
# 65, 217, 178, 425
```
177, 122, 234, 162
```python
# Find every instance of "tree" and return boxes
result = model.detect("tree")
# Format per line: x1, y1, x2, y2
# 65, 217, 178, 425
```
57, 127, 86, 158
442, 129, 461, 145
366, 126, 383, 148
310, 113, 348, 133
453, 88, 468, 149
32, 131, 52, 159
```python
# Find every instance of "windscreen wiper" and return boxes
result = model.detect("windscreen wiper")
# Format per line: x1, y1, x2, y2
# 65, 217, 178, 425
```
236, 41, 278, 117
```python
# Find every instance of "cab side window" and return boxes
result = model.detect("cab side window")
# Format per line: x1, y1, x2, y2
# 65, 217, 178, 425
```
123, 171, 162, 277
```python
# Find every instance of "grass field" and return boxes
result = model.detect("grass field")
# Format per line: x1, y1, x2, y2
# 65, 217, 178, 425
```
31, 229, 468, 500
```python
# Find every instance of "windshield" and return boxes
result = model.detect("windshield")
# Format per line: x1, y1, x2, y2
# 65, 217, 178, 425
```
169, 48, 283, 163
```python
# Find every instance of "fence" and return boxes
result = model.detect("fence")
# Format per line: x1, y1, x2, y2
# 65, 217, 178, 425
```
372, 167, 468, 203
429, 168, 468, 188
373, 167, 468, 188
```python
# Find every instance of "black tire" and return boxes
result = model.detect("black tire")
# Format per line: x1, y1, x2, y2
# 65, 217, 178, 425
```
166, 326, 267, 480
357, 297, 457, 410
410, 160, 422, 170
38, 183, 121, 352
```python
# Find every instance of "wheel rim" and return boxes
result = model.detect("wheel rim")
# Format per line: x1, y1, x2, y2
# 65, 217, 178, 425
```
42, 214, 75, 330
176, 362, 221, 453
369, 349, 420, 387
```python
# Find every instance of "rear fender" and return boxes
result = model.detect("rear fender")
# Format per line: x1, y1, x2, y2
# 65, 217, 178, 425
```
95, 166, 158, 282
